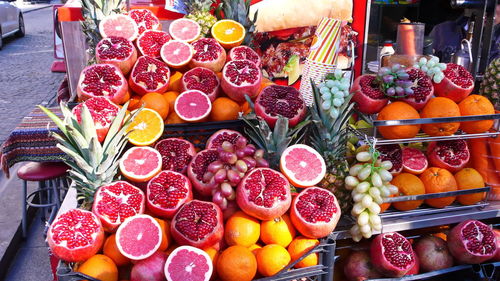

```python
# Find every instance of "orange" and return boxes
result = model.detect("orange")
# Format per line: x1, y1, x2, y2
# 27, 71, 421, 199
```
163, 91, 179, 114
126, 108, 164, 146
120, 91, 131, 104
390, 173, 425, 211
248, 244, 262, 256
260, 214, 296, 247
421, 97, 461, 136
165, 244, 178, 256
77, 254, 118, 281
224, 211, 260, 247
211, 19, 245, 49
377, 102, 421, 139
103, 234, 130, 267
420, 167, 458, 208
459, 95, 495, 133
210, 97, 241, 121
154, 218, 171, 251
168, 71, 183, 92
259, 78, 274, 93
165, 111, 185, 125
256, 244, 291, 277
140, 92, 170, 119
454, 168, 486, 205
240, 101, 252, 115
287, 236, 319, 268
204, 247, 220, 278
216, 245, 257, 281
380, 194, 393, 213
128, 95, 142, 111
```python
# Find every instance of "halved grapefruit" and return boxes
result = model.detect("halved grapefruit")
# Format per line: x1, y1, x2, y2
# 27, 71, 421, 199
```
168, 18, 201, 43
119, 146, 162, 182
164, 245, 213, 281
174, 90, 212, 122
116, 214, 162, 260
280, 144, 326, 187
402, 147, 428, 175
99, 14, 139, 41
161, 40, 194, 68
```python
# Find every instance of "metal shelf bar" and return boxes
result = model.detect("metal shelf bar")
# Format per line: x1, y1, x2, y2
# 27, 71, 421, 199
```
383, 187, 491, 203
373, 113, 500, 126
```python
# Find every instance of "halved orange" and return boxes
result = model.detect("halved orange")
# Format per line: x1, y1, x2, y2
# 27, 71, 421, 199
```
126, 108, 164, 146
211, 20, 245, 49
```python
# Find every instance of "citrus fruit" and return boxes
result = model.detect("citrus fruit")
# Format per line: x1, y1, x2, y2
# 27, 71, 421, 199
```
165, 245, 213, 281
380, 196, 392, 213
377, 101, 421, 139
77, 254, 118, 281
174, 90, 212, 122
211, 19, 245, 49
259, 77, 274, 93
165, 111, 185, 125
260, 214, 296, 247
420, 167, 458, 208
280, 144, 326, 187
168, 18, 201, 42
165, 244, 178, 256
256, 244, 291, 277
203, 246, 219, 268
287, 236, 320, 268
128, 95, 142, 111
420, 97, 460, 136
116, 214, 162, 260
140, 92, 170, 119
161, 40, 194, 68
459, 95, 495, 133
210, 97, 241, 121
240, 101, 252, 115
168, 71, 183, 92
154, 218, 171, 252
163, 91, 180, 113
402, 147, 428, 174
454, 168, 486, 205
103, 234, 131, 267
248, 244, 262, 255
390, 173, 425, 211
119, 146, 162, 182
224, 211, 260, 247
99, 14, 139, 41
216, 245, 257, 281
126, 108, 164, 146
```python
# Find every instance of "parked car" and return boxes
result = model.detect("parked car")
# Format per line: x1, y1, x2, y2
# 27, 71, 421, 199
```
0, 0, 25, 49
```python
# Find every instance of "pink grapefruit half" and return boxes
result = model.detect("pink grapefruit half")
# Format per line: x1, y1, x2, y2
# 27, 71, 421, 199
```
402, 147, 428, 175
164, 245, 213, 281
174, 90, 212, 122
116, 214, 162, 261
168, 18, 201, 43
99, 14, 139, 41
161, 40, 194, 68
119, 146, 162, 182
280, 144, 326, 187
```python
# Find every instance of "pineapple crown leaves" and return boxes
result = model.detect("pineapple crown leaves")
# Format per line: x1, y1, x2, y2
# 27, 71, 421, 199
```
184, 0, 216, 13
216, 0, 257, 46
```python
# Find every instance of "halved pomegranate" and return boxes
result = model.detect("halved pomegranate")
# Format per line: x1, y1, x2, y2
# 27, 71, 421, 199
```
96, 36, 137, 75
77, 64, 128, 104
427, 140, 470, 173
228, 46, 262, 67
136, 30, 171, 58
290, 187, 340, 238
370, 232, 416, 277
255, 85, 306, 128
434, 63, 474, 103
71, 97, 120, 143
350, 74, 388, 114
236, 168, 292, 220
147, 170, 193, 219
155, 138, 196, 174
170, 200, 224, 248
189, 38, 226, 72
205, 129, 244, 150
221, 60, 262, 102
92, 181, 145, 232
187, 149, 219, 196
399, 68, 434, 110
448, 220, 497, 264
129, 56, 171, 95
128, 9, 162, 34
377, 144, 403, 175
181, 67, 221, 102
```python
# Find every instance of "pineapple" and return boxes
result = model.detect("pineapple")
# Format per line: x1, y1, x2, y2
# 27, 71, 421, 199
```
480, 57, 500, 110
183, 0, 218, 36
217, 0, 257, 46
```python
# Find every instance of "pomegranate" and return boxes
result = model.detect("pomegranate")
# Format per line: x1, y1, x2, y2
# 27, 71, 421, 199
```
236, 168, 291, 220
350, 75, 388, 114
414, 235, 454, 272
129, 9, 162, 35
447, 220, 497, 264
221, 60, 262, 102
47, 209, 104, 262
96, 36, 137, 75
155, 138, 196, 174
171, 200, 224, 248
147, 170, 193, 219
189, 38, 227, 72
205, 129, 244, 150
370, 232, 416, 277
92, 181, 146, 232
343, 250, 382, 281
77, 64, 128, 104
137, 30, 171, 58
434, 63, 474, 102
228, 46, 262, 67
377, 144, 403, 175
427, 140, 470, 173
493, 229, 500, 261
181, 67, 221, 102
187, 149, 219, 196
398, 68, 434, 110
255, 85, 306, 128
71, 97, 120, 143
290, 187, 340, 238
129, 56, 171, 96
406, 254, 420, 275
131, 251, 167, 281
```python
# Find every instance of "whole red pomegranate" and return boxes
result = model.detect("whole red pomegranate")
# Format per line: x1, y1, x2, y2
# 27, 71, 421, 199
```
71, 97, 120, 143
96, 36, 137, 75
433, 63, 474, 103
77, 64, 128, 104
147, 170, 193, 219
427, 140, 470, 173
181, 67, 221, 102
399, 67, 434, 110
154, 138, 196, 174
343, 250, 382, 281
350, 75, 388, 114
414, 235, 453, 272
228, 46, 262, 67
370, 232, 416, 277
129, 56, 171, 95
255, 85, 307, 128
189, 38, 226, 72
131, 251, 167, 281
221, 60, 262, 102
447, 220, 497, 264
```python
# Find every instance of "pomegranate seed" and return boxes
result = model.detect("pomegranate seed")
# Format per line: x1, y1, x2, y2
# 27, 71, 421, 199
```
462, 221, 497, 255
225, 60, 260, 85
243, 169, 288, 208
148, 172, 189, 209
258, 85, 304, 119
296, 188, 337, 223
192, 38, 223, 61
382, 233, 415, 268
174, 201, 218, 241
51, 210, 101, 249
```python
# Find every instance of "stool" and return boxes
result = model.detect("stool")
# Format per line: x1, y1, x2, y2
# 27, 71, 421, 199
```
17, 162, 69, 238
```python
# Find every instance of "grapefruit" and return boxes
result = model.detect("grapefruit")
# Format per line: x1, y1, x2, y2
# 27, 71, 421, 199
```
168, 18, 201, 43
402, 147, 428, 175
119, 146, 162, 182
174, 90, 212, 122
99, 14, 139, 41
280, 144, 326, 187
116, 214, 162, 261
161, 40, 194, 68
164, 245, 213, 281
